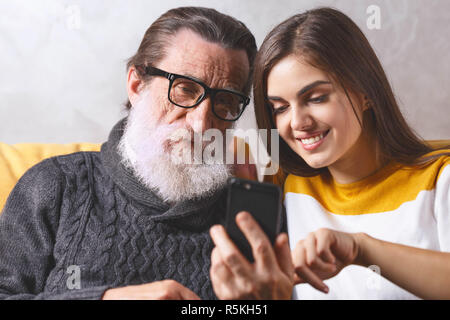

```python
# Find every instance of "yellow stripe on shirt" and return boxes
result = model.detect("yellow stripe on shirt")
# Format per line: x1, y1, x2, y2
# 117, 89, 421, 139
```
284, 152, 450, 215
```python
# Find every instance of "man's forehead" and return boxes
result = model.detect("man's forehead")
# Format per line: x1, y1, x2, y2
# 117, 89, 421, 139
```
160, 29, 250, 90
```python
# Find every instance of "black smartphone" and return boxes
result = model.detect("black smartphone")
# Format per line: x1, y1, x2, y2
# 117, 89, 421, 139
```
225, 177, 283, 262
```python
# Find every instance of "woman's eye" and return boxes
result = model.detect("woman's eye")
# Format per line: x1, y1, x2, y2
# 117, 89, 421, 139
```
272, 105, 288, 114
308, 94, 328, 104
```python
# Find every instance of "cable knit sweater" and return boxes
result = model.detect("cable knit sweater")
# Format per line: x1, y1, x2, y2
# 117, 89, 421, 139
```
0, 119, 231, 300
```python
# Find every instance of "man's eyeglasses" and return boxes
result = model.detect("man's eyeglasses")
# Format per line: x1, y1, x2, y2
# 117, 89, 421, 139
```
137, 65, 250, 121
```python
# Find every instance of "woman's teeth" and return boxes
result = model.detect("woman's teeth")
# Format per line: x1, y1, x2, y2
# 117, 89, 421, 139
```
301, 132, 325, 145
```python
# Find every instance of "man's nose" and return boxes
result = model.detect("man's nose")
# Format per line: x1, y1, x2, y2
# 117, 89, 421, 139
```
290, 105, 314, 131
185, 97, 215, 133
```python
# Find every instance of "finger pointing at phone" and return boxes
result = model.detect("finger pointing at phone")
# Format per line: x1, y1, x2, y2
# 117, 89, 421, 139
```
209, 211, 294, 299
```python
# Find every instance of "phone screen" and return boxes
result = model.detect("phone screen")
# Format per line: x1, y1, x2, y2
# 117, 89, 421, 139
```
225, 177, 282, 262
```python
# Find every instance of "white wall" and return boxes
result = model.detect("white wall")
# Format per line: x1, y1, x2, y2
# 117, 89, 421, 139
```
0, 0, 449, 144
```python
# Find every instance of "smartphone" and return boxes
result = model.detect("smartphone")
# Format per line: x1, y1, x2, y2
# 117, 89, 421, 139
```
225, 177, 283, 262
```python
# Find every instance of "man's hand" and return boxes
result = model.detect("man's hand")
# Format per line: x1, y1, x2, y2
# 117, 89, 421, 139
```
229, 137, 258, 181
232, 162, 258, 181
101, 280, 201, 300
209, 211, 294, 299
292, 228, 361, 293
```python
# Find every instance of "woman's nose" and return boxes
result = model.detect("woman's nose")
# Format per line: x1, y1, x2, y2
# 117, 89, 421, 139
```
290, 106, 314, 131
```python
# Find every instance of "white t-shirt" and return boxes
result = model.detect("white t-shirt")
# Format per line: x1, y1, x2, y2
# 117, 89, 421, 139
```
284, 154, 450, 299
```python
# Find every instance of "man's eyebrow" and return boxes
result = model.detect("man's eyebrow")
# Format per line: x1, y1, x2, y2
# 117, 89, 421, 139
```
182, 72, 242, 92
183, 72, 205, 84
268, 80, 331, 101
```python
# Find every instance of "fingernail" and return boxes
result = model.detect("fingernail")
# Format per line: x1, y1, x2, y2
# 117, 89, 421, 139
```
210, 225, 220, 235
323, 286, 329, 293
236, 211, 249, 221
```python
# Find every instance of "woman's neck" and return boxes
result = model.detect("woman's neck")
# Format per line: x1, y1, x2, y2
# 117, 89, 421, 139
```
327, 132, 385, 184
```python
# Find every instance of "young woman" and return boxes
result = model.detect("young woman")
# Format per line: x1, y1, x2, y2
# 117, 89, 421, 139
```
251, 7, 450, 299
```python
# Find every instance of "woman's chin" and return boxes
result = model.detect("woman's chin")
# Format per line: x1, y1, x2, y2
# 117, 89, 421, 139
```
303, 154, 332, 169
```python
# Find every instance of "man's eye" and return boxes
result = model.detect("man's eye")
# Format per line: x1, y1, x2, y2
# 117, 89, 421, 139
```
180, 86, 196, 94
216, 97, 232, 106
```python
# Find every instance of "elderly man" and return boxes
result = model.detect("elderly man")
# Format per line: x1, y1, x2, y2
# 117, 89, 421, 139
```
0, 6, 293, 300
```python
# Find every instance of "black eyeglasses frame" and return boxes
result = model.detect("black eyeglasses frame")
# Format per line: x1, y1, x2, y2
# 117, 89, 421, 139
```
137, 65, 250, 122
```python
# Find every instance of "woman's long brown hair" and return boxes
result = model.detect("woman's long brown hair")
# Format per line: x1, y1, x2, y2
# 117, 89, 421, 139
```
253, 7, 449, 179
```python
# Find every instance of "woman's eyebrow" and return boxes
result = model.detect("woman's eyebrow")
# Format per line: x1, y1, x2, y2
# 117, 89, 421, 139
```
297, 80, 331, 97
268, 80, 331, 101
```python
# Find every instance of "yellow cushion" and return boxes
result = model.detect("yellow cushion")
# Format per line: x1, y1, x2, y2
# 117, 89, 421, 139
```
426, 140, 450, 149
0, 142, 101, 213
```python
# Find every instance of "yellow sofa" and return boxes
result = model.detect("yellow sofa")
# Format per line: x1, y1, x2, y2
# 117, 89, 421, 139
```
1, 140, 448, 213
0, 142, 101, 213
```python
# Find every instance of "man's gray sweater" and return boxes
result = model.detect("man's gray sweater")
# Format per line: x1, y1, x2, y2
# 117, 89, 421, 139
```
0, 119, 229, 300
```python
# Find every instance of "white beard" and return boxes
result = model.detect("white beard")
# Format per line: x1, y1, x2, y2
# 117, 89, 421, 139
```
117, 92, 231, 204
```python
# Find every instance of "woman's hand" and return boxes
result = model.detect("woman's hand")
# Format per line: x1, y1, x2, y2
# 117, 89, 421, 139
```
101, 280, 201, 300
292, 228, 362, 293
209, 211, 294, 299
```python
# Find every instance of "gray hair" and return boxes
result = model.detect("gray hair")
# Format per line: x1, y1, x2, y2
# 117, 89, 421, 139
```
125, 6, 257, 109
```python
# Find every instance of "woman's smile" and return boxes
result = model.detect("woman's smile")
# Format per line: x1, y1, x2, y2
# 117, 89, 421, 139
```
296, 129, 330, 151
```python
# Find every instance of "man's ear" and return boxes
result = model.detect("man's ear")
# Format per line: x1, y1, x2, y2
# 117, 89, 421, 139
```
127, 66, 142, 107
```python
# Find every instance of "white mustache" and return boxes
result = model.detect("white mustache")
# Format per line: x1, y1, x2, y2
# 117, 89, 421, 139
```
166, 128, 213, 150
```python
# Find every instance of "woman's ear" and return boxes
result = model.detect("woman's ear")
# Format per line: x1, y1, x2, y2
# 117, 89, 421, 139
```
127, 66, 142, 108
362, 95, 372, 111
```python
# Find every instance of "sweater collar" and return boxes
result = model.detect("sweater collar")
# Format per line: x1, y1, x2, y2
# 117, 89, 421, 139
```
100, 118, 227, 228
